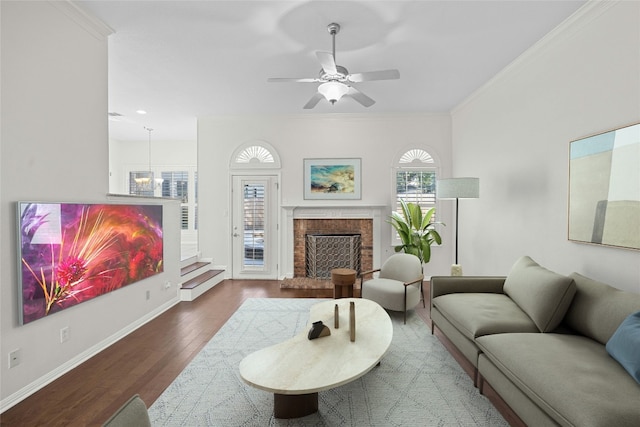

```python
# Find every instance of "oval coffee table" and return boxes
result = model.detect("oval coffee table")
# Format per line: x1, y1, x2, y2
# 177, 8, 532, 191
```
239, 298, 393, 419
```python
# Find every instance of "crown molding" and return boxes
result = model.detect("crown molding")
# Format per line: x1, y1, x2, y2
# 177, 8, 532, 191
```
452, 0, 619, 115
50, 0, 113, 40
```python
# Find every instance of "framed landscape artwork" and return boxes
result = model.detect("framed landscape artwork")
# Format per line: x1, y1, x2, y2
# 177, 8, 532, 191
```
568, 123, 639, 250
304, 158, 361, 200
18, 202, 164, 324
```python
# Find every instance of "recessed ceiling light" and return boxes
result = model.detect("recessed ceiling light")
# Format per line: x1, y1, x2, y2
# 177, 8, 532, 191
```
136, 110, 147, 115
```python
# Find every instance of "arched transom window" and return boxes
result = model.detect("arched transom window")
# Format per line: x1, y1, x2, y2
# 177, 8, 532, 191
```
230, 141, 281, 169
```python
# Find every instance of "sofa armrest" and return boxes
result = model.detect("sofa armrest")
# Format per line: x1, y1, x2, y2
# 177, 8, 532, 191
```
430, 276, 506, 306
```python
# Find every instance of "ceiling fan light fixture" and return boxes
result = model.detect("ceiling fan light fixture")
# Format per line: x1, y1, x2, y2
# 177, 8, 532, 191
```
269, 22, 399, 109
318, 81, 348, 104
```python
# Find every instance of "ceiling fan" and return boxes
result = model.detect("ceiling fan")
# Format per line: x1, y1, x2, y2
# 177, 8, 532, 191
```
268, 23, 400, 109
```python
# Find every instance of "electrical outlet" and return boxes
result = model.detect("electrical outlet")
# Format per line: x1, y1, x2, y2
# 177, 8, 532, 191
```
164, 281, 171, 290
60, 326, 70, 343
146, 290, 151, 300
8, 349, 21, 369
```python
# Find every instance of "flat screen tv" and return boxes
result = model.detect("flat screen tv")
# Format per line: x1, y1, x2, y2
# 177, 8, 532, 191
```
17, 202, 163, 325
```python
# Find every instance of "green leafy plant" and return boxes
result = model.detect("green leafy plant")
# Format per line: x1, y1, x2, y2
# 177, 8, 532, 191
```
389, 200, 444, 264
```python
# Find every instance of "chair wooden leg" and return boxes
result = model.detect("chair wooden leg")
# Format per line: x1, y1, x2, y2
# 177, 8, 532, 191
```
420, 282, 426, 308
403, 287, 407, 324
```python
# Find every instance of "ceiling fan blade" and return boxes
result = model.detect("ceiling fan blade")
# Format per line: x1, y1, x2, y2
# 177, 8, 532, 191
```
348, 69, 400, 83
303, 92, 324, 109
316, 51, 338, 75
267, 77, 319, 83
346, 86, 375, 107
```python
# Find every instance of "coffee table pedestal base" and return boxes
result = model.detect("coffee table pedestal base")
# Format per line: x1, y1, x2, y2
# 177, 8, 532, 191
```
274, 393, 318, 419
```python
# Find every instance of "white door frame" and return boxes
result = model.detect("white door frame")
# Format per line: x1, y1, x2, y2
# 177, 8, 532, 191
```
230, 173, 280, 279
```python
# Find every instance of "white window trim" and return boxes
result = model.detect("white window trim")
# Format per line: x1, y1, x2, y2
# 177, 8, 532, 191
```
390, 147, 441, 246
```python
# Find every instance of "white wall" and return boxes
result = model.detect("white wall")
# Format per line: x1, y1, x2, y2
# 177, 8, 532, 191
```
108, 138, 197, 195
198, 113, 454, 278
0, 1, 181, 410
452, 1, 640, 292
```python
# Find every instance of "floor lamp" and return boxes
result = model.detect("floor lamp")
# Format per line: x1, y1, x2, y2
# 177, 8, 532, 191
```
436, 178, 479, 275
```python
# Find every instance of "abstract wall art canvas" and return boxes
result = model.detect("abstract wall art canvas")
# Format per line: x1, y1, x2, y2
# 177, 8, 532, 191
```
18, 202, 164, 324
304, 158, 361, 200
568, 123, 640, 250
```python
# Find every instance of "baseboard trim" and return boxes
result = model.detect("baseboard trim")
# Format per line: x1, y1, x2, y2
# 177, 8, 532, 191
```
0, 296, 180, 413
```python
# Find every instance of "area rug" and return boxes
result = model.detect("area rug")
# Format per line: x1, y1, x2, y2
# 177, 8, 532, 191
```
148, 298, 508, 426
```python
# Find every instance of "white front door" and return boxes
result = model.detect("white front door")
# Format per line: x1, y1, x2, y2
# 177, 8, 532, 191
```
231, 175, 278, 279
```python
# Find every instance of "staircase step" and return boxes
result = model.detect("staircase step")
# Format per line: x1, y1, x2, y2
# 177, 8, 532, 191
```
181, 269, 224, 290
180, 269, 225, 302
181, 261, 211, 277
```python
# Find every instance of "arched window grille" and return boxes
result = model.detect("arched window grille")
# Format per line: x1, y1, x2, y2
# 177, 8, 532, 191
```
231, 141, 280, 169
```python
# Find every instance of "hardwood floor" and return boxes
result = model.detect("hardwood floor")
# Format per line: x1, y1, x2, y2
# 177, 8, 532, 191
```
0, 280, 521, 426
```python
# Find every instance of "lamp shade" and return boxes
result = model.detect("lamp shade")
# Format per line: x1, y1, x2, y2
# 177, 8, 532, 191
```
318, 82, 349, 104
437, 178, 479, 199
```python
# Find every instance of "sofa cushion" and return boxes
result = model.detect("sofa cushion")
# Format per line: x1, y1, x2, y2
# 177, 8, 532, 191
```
432, 293, 538, 340
503, 256, 576, 332
564, 272, 640, 344
477, 333, 640, 427
606, 311, 640, 384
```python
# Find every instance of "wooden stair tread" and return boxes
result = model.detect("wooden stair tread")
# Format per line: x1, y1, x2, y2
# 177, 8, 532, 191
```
181, 270, 224, 289
181, 261, 211, 276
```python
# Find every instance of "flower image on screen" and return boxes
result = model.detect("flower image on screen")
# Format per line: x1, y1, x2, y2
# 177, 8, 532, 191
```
18, 202, 163, 324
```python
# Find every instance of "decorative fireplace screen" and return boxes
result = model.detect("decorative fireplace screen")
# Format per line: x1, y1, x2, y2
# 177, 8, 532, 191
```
305, 234, 361, 279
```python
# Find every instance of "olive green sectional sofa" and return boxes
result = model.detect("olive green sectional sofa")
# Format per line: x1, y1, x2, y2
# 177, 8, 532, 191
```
430, 256, 640, 427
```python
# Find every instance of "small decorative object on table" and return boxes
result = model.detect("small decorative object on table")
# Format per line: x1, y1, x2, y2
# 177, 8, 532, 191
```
349, 301, 356, 342
308, 321, 331, 340
334, 304, 339, 328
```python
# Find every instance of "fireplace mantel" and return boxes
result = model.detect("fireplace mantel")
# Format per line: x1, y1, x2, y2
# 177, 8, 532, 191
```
280, 205, 387, 279
282, 204, 386, 219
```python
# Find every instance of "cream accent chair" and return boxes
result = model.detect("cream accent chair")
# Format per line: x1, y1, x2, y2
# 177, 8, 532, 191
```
102, 394, 151, 427
360, 253, 424, 324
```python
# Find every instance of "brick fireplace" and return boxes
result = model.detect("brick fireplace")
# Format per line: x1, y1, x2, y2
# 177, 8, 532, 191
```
281, 205, 385, 279
294, 219, 372, 277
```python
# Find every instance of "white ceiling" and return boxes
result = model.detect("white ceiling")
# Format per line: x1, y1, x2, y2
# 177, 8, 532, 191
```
77, 0, 587, 142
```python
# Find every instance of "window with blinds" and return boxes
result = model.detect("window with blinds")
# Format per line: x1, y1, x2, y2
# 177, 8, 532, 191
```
180, 206, 189, 230
392, 148, 439, 244
243, 183, 265, 266
160, 171, 190, 230
395, 169, 436, 215
161, 171, 188, 202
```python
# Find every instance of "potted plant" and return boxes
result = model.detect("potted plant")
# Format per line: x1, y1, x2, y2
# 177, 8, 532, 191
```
389, 199, 444, 264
